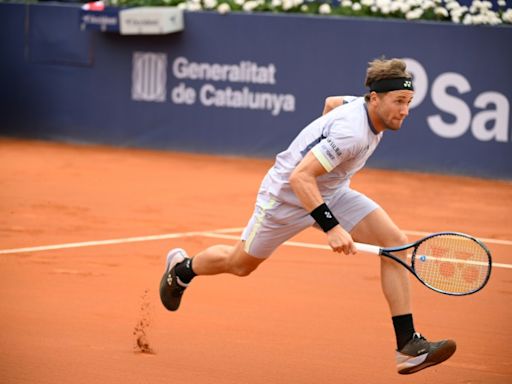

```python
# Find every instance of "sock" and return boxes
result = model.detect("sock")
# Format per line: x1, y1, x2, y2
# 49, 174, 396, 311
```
174, 257, 196, 284
392, 313, 415, 350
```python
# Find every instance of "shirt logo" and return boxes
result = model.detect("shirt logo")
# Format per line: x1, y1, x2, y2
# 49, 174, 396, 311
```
327, 137, 342, 156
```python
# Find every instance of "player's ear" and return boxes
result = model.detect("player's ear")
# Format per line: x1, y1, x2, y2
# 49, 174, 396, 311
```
369, 91, 379, 104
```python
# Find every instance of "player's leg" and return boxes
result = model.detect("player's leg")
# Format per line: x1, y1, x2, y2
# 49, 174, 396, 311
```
160, 192, 312, 312
191, 241, 265, 277
159, 241, 264, 312
331, 190, 456, 374
349, 207, 411, 316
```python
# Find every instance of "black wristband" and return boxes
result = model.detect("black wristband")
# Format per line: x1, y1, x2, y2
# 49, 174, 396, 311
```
310, 203, 339, 232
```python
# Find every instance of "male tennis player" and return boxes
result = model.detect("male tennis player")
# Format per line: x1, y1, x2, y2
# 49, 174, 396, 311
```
160, 58, 456, 374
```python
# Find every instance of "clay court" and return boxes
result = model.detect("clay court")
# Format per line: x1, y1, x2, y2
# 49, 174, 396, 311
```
1, 138, 511, 383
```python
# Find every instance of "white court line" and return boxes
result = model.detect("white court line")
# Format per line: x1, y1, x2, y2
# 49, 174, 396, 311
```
0, 227, 511, 270
0, 227, 244, 255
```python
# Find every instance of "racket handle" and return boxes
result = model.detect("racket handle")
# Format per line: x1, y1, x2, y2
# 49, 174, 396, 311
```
355, 242, 381, 255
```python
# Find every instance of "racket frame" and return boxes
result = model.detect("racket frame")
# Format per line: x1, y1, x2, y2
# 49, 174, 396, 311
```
357, 232, 492, 296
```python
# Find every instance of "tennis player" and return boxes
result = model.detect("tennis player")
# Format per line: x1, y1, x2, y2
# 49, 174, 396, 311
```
160, 58, 456, 374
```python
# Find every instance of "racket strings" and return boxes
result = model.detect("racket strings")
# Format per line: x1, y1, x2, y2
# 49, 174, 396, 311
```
414, 235, 490, 294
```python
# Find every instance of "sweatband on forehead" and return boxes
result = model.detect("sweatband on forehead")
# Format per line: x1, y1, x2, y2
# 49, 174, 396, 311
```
369, 77, 414, 93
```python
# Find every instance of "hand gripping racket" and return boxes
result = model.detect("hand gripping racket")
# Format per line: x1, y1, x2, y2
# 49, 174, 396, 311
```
356, 232, 492, 296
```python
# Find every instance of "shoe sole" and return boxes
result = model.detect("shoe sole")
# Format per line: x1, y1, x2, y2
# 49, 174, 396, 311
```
398, 340, 457, 375
159, 248, 186, 311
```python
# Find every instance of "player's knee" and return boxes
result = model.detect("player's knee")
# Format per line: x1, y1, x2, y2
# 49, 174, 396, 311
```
379, 230, 408, 248
231, 262, 258, 277
231, 265, 254, 277
395, 232, 409, 247
383, 231, 409, 262
229, 254, 261, 276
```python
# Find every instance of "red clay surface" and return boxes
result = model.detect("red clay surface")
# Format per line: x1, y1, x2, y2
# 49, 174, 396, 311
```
1, 138, 511, 384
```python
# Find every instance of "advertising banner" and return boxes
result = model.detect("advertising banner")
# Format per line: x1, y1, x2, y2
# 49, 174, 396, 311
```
0, 4, 510, 178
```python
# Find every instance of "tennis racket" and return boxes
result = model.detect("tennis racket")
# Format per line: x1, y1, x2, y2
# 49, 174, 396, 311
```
356, 232, 492, 296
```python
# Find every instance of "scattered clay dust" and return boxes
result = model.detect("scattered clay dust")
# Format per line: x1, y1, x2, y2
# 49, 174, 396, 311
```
133, 289, 155, 354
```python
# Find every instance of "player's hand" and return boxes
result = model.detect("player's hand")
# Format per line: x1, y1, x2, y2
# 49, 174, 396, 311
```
326, 225, 356, 255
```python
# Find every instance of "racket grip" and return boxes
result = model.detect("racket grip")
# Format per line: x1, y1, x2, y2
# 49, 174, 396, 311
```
355, 242, 381, 255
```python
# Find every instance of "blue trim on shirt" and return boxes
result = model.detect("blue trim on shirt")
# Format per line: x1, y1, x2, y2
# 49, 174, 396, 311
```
300, 134, 326, 158
364, 102, 379, 135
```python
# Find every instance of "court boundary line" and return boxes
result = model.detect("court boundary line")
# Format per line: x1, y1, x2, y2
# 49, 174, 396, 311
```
1, 227, 511, 270
0, 227, 244, 255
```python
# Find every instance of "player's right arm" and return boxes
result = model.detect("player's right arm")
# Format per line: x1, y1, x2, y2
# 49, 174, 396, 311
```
289, 150, 356, 255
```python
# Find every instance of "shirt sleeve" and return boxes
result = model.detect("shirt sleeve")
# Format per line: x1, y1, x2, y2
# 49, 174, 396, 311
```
311, 122, 361, 172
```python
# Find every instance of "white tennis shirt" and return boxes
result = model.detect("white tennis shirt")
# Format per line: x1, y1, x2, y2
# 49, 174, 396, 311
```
259, 96, 383, 206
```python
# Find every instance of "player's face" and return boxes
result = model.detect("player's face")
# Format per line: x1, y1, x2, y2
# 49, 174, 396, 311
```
375, 90, 414, 131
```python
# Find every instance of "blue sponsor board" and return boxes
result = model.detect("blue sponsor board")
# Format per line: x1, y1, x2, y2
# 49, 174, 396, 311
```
0, 4, 511, 179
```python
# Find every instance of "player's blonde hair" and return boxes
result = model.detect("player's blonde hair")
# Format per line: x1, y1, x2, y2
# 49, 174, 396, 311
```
364, 58, 411, 101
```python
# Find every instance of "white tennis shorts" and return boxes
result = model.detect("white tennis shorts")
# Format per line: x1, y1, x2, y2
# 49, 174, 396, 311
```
241, 188, 379, 258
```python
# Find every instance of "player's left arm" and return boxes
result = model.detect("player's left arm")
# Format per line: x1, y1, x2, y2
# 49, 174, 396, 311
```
322, 96, 345, 115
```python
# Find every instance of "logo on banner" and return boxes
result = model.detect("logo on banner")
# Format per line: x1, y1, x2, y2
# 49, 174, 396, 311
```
130, 53, 296, 116
404, 58, 510, 143
132, 52, 167, 102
